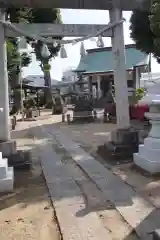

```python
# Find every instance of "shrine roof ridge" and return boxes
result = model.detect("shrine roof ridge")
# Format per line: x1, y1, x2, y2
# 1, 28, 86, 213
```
87, 44, 137, 53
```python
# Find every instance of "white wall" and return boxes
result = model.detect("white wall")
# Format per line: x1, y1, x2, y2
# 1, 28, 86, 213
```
23, 74, 58, 87
62, 68, 78, 82
140, 72, 160, 88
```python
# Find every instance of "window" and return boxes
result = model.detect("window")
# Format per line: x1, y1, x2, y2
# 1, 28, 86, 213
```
127, 80, 134, 88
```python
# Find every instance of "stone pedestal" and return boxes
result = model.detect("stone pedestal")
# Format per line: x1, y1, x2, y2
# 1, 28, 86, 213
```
0, 140, 16, 158
134, 106, 160, 174
0, 151, 14, 192
73, 111, 93, 121
0, 140, 31, 170
73, 97, 94, 123
134, 83, 160, 174
8, 150, 32, 170
98, 127, 139, 163
153, 230, 160, 240
73, 110, 93, 122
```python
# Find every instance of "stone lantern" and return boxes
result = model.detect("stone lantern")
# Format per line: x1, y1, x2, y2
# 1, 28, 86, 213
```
134, 83, 160, 174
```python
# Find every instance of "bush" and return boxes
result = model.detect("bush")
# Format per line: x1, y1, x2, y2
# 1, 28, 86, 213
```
23, 97, 36, 109
136, 88, 145, 101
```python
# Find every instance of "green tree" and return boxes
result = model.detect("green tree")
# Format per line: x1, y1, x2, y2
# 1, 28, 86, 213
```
6, 8, 62, 112
7, 39, 31, 115
29, 9, 62, 107
149, 0, 160, 59
6, 8, 32, 114
7, 39, 31, 80
130, 9, 160, 62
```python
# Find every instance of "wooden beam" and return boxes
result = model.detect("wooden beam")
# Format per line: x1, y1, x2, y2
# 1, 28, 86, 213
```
0, 0, 150, 11
6, 23, 113, 37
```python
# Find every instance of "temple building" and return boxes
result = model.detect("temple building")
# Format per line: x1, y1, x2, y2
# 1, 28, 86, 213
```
74, 44, 150, 99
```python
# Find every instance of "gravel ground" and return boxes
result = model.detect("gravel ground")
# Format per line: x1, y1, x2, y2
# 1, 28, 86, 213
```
0, 123, 60, 240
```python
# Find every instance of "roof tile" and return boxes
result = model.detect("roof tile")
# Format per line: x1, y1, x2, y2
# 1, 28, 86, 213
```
75, 44, 148, 74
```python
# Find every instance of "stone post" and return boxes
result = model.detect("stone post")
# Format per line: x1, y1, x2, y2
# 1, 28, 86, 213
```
0, 9, 10, 141
88, 76, 92, 96
97, 75, 102, 99
109, 9, 130, 129
135, 67, 140, 89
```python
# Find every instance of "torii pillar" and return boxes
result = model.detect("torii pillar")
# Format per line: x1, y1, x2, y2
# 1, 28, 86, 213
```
0, 9, 17, 162
109, 8, 130, 129
98, 8, 139, 161
0, 9, 10, 141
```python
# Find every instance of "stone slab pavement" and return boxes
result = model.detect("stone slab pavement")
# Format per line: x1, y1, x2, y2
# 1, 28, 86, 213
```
48, 115, 160, 211
30, 124, 114, 240
14, 117, 159, 240
41, 123, 160, 240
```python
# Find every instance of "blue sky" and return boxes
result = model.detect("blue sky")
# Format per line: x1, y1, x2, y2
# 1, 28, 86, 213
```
22, 9, 160, 81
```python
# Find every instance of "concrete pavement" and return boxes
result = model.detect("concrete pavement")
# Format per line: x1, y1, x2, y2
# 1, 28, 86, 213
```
26, 119, 160, 240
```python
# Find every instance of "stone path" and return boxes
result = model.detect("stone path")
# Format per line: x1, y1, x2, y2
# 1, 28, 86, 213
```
30, 121, 160, 240
31, 126, 113, 240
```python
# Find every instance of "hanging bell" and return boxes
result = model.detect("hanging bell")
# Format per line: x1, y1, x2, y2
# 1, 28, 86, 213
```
72, 40, 77, 45
41, 43, 51, 58
97, 35, 104, 48
18, 37, 28, 50
60, 45, 67, 58
53, 41, 58, 48
80, 42, 86, 57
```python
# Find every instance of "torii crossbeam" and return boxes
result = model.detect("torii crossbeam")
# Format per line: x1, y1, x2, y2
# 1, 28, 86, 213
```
0, 0, 151, 10
6, 23, 113, 38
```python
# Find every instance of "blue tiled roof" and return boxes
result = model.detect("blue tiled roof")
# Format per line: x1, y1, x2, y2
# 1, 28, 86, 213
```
75, 44, 148, 74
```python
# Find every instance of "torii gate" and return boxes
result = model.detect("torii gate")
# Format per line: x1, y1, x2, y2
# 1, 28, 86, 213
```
0, 0, 149, 141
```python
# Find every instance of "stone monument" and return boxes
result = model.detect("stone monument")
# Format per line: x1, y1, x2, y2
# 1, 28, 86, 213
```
134, 83, 160, 174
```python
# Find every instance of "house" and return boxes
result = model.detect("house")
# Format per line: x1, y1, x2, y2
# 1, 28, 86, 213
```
74, 44, 149, 99
140, 72, 160, 88
62, 68, 78, 82
23, 74, 59, 88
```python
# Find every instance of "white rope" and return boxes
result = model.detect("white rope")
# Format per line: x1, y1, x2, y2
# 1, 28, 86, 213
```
0, 18, 125, 45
